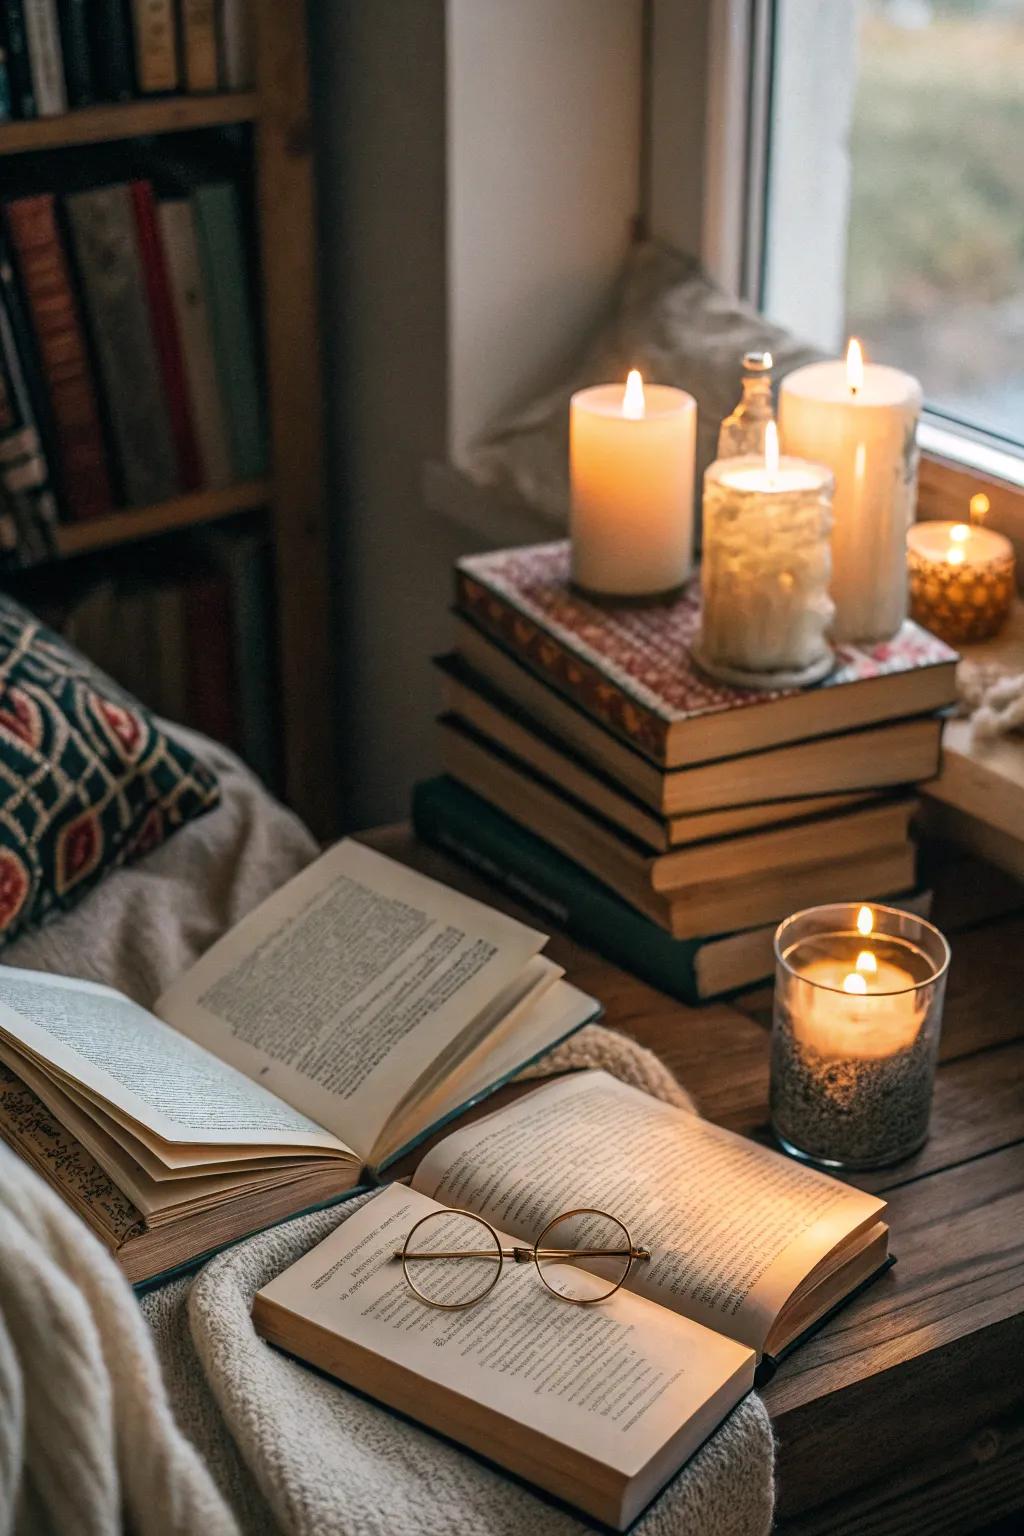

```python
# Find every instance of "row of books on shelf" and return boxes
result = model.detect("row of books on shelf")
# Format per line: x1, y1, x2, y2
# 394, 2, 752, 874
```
1, 1, 252, 120
415, 540, 961, 1002
0, 175, 264, 567
34, 524, 276, 786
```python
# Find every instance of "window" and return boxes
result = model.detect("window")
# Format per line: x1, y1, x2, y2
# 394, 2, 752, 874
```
760, 0, 1024, 454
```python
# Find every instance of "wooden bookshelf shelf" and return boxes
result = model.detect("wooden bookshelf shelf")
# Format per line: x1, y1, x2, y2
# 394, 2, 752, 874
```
0, 93, 259, 157
54, 480, 271, 557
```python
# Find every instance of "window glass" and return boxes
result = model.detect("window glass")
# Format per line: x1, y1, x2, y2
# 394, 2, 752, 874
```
764, 0, 1024, 446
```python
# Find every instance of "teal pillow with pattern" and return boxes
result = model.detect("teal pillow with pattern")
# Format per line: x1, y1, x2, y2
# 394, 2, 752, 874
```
0, 595, 220, 946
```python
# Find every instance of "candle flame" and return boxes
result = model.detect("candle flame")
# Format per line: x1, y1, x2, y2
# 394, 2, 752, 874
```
950, 523, 970, 543
843, 972, 868, 995
765, 419, 779, 479
846, 338, 864, 396
623, 369, 646, 420
856, 905, 874, 937
856, 949, 877, 975
970, 492, 990, 525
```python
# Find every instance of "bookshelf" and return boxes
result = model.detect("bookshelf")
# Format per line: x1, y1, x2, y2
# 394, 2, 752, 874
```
1, 2, 335, 840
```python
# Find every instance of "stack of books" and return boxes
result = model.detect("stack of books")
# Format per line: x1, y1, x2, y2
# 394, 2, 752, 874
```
414, 541, 960, 1002
0, 176, 263, 564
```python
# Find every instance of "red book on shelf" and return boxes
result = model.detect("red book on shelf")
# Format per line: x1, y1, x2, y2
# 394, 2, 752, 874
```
4, 194, 113, 520
129, 180, 203, 492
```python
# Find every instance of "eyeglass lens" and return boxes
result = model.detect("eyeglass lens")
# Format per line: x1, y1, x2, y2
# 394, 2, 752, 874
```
535, 1209, 633, 1302
402, 1209, 502, 1308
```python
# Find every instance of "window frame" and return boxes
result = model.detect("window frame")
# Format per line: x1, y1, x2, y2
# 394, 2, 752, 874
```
690, 0, 1024, 541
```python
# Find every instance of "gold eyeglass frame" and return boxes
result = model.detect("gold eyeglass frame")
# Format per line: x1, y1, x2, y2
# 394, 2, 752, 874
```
396, 1205, 651, 1310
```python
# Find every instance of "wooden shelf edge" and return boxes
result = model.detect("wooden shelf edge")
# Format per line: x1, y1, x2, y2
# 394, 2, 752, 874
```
54, 480, 271, 557
0, 93, 258, 156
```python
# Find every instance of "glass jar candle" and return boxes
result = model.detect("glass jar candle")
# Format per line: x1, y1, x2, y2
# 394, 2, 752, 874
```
771, 902, 950, 1170
696, 424, 835, 690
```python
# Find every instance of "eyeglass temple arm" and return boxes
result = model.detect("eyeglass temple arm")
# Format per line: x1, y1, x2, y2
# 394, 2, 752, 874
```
394, 1246, 652, 1262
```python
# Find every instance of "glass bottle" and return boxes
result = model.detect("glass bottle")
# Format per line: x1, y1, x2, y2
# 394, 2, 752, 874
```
717, 350, 775, 459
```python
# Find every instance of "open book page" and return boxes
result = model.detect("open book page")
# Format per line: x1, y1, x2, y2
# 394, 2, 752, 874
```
156, 840, 548, 1163
411, 1071, 886, 1355
372, 973, 598, 1170
254, 1184, 754, 1525
0, 969, 346, 1154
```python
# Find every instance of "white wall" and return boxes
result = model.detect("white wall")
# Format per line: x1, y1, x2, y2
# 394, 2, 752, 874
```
313, 0, 647, 826
446, 0, 643, 463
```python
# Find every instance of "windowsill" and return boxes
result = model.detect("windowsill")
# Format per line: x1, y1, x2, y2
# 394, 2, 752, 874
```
919, 418, 1024, 493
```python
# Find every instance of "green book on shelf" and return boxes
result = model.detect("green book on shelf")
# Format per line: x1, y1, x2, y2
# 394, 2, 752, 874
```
192, 182, 267, 481
412, 775, 929, 1003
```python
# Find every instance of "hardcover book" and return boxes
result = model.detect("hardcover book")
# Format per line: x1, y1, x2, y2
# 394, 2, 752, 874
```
180, 0, 218, 92
254, 1071, 890, 1529
4, 2, 37, 118
456, 542, 958, 769
413, 775, 927, 1001
66, 183, 179, 505
4, 193, 112, 519
56, 0, 94, 107
0, 841, 597, 1284
130, 0, 178, 93
22, 0, 66, 115
91, 0, 135, 101
452, 626, 944, 816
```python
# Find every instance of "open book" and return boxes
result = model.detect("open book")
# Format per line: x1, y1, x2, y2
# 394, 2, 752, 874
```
0, 841, 598, 1284
254, 1070, 889, 1530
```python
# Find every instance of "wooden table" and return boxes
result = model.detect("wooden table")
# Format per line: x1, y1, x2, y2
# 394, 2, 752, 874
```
363, 826, 1024, 1536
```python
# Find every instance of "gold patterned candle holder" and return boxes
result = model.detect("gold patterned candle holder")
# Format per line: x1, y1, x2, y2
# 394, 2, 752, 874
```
907, 504, 1015, 645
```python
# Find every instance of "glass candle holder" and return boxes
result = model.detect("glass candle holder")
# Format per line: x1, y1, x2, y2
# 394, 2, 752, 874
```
771, 902, 950, 1170
696, 447, 835, 691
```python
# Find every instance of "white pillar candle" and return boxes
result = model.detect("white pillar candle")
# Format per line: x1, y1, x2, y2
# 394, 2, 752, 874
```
570, 370, 696, 597
779, 341, 922, 644
698, 423, 834, 686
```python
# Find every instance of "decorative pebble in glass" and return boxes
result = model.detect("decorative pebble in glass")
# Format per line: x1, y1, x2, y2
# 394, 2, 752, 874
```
771, 903, 950, 1170
696, 427, 836, 691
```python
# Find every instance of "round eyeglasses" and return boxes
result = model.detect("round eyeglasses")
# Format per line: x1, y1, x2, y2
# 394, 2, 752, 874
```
395, 1206, 651, 1309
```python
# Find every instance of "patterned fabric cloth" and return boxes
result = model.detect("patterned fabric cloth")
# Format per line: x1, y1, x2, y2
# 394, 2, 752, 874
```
0, 596, 219, 950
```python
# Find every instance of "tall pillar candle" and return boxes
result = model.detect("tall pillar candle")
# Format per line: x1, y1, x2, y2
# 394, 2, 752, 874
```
779, 343, 922, 643
570, 371, 696, 597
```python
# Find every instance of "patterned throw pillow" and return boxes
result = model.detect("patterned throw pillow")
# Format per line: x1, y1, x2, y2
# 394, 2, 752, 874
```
0, 595, 220, 947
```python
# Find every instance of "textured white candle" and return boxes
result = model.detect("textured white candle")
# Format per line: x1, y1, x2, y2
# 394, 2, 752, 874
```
570, 373, 696, 597
699, 428, 834, 683
779, 344, 922, 644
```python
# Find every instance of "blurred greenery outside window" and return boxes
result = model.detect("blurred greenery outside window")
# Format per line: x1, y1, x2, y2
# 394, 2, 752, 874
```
763, 0, 1024, 452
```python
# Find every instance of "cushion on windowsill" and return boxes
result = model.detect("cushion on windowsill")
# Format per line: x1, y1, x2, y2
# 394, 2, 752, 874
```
465, 240, 824, 526
0, 594, 220, 950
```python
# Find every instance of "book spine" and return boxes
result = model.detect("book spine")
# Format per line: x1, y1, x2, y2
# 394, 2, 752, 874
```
455, 573, 671, 764
184, 566, 236, 747
56, 0, 94, 107
180, 0, 217, 92
4, 2, 37, 118
0, 37, 13, 122
130, 0, 177, 93
91, 0, 135, 101
66, 183, 180, 506
129, 180, 202, 491
0, 289, 58, 566
156, 197, 231, 486
217, 0, 253, 90
192, 182, 266, 480
412, 776, 704, 1005
4, 194, 113, 519
22, 0, 67, 115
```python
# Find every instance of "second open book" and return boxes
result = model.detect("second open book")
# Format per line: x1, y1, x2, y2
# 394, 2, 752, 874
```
0, 841, 598, 1283
255, 1070, 889, 1529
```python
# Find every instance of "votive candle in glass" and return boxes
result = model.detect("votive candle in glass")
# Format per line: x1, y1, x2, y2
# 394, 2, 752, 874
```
907, 496, 1015, 644
771, 902, 950, 1170
696, 422, 835, 689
